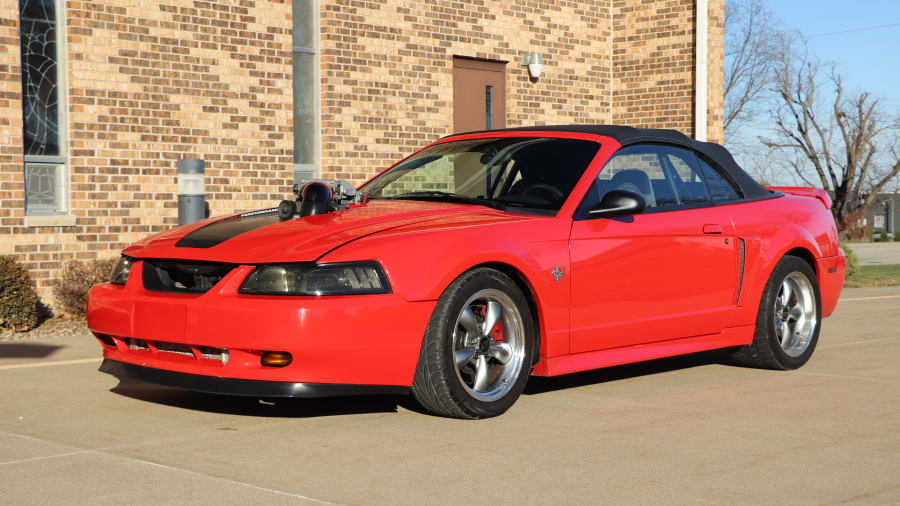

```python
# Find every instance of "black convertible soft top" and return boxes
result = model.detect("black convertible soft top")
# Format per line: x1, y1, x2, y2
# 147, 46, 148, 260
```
445, 125, 771, 200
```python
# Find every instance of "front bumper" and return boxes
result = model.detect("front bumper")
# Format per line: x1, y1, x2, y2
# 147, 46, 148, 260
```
99, 359, 409, 398
87, 261, 436, 388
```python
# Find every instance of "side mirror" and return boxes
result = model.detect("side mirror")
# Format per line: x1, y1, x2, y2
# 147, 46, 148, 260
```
588, 190, 646, 218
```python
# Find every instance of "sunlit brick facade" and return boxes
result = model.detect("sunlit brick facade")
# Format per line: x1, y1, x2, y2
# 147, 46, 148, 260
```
0, 0, 722, 304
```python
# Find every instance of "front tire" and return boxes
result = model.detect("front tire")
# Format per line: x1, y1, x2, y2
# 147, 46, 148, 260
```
411, 268, 534, 419
731, 255, 822, 370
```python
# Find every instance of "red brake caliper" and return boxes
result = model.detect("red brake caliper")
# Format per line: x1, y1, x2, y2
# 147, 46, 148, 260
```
492, 321, 503, 343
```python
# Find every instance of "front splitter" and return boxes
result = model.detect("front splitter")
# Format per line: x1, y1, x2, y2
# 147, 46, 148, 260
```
99, 359, 410, 398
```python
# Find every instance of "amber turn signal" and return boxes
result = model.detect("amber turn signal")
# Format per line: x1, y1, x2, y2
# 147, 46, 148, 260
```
261, 351, 292, 367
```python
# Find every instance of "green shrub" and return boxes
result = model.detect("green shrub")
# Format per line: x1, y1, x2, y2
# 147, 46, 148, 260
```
53, 258, 118, 318
895, 231, 900, 242
879, 229, 889, 242
0, 255, 40, 330
842, 243, 860, 278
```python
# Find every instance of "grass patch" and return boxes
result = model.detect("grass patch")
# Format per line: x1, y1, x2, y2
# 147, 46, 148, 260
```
844, 264, 900, 288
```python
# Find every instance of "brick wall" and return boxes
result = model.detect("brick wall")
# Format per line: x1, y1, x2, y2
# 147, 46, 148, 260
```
613, 0, 692, 136
319, 0, 615, 182
0, 0, 724, 305
0, 0, 294, 301
321, 0, 724, 183
706, 0, 725, 144
0, 2, 24, 258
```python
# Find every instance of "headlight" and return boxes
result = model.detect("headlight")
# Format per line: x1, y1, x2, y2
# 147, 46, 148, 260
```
239, 261, 391, 296
110, 256, 133, 285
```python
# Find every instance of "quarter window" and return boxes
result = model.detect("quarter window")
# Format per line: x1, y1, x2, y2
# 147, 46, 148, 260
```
661, 149, 709, 204
698, 157, 741, 201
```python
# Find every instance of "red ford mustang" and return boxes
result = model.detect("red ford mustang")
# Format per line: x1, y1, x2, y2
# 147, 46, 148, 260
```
87, 126, 845, 419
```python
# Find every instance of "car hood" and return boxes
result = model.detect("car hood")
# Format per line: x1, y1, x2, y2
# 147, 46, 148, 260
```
123, 200, 529, 264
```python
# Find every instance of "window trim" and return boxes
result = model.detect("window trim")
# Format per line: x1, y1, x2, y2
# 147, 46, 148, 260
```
21, 0, 69, 217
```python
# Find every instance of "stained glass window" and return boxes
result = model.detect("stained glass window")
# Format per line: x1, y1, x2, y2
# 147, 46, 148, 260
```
19, 0, 61, 157
25, 164, 60, 210
20, 0, 66, 215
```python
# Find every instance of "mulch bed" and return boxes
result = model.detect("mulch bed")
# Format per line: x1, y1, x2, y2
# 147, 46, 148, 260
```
0, 317, 90, 342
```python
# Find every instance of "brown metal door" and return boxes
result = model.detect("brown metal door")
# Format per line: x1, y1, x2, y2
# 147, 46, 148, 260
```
453, 58, 506, 133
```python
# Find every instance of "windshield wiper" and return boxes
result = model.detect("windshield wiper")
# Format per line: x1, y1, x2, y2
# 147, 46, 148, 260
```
385, 191, 505, 210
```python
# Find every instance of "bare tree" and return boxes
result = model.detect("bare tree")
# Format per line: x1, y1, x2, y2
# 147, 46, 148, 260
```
723, 0, 784, 136
762, 49, 900, 233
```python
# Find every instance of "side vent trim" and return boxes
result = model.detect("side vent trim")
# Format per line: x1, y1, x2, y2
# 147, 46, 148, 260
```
736, 237, 746, 304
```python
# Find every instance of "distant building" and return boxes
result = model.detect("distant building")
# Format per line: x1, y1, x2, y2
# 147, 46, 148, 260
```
1, 0, 725, 302
862, 192, 899, 237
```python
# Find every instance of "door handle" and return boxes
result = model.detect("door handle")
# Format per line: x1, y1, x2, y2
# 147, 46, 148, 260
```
703, 224, 723, 234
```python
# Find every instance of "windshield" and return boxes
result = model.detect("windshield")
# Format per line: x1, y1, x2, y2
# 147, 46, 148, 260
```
359, 137, 601, 212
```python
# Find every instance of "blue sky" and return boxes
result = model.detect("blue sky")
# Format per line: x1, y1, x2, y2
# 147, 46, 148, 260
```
766, 0, 900, 108
728, 1, 900, 184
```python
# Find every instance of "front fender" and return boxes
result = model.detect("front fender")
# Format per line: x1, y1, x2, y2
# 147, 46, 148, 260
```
319, 216, 574, 358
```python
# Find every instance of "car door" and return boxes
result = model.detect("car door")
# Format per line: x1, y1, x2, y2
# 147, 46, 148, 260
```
569, 144, 739, 353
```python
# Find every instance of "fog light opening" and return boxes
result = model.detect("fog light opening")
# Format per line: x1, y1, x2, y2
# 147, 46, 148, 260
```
261, 351, 292, 367
95, 333, 116, 347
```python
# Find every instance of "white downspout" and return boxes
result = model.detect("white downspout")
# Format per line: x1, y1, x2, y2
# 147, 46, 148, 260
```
695, 0, 708, 142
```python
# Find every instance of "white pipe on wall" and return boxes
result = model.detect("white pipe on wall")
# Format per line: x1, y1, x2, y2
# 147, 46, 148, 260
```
695, 0, 708, 142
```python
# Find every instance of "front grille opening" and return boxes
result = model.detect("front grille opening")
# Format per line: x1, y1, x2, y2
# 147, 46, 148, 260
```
142, 260, 235, 294
154, 341, 194, 357
127, 338, 150, 351
197, 346, 229, 364
119, 337, 230, 365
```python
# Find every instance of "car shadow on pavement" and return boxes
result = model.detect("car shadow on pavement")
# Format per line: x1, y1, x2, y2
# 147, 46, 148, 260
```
109, 379, 407, 418
105, 349, 733, 417
0, 342, 63, 359
523, 349, 731, 395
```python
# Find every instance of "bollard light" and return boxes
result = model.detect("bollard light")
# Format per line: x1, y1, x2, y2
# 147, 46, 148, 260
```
177, 158, 205, 226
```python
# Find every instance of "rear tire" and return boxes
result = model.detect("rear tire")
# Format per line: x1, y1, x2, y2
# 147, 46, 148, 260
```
411, 268, 534, 419
731, 255, 821, 370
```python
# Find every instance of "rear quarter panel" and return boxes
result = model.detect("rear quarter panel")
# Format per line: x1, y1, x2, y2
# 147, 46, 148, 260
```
727, 194, 842, 326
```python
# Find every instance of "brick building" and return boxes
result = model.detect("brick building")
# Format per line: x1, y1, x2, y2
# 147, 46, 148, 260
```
0, 0, 724, 303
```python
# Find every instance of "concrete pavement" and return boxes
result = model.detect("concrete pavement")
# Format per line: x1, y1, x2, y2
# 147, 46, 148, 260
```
849, 241, 900, 265
1, 287, 898, 505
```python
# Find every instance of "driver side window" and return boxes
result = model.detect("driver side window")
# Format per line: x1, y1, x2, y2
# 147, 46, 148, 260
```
595, 145, 681, 210
587, 144, 717, 214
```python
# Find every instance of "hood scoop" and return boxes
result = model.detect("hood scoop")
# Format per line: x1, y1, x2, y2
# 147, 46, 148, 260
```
277, 179, 366, 221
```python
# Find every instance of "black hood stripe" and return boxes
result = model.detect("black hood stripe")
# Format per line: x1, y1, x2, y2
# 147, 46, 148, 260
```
175, 211, 279, 248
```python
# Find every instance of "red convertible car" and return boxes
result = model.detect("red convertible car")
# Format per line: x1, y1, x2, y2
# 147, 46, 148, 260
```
87, 125, 845, 419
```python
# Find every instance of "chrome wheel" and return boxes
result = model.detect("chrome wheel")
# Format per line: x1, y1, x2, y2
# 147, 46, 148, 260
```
452, 289, 526, 402
773, 272, 817, 357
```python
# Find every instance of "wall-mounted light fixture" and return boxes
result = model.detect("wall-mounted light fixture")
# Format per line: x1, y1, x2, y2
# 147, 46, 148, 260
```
522, 52, 543, 80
